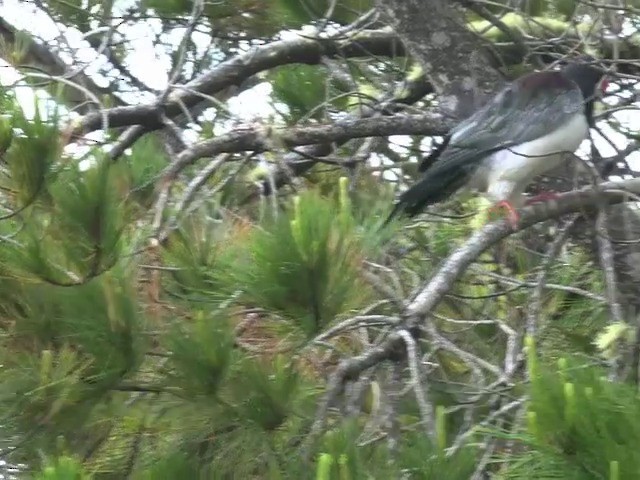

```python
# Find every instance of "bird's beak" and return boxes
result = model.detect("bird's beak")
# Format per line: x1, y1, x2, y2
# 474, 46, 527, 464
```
599, 76, 610, 96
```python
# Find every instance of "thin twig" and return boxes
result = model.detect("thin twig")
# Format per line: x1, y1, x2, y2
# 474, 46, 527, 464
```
398, 329, 435, 439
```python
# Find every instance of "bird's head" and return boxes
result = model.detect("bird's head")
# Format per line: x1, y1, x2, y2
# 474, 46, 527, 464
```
560, 61, 610, 101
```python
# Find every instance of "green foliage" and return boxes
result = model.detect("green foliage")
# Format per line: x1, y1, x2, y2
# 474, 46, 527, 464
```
275, 0, 373, 25
496, 343, 640, 479
229, 354, 303, 431
0, 259, 145, 469
478, 0, 577, 18
167, 311, 235, 397
307, 420, 478, 479
35, 455, 90, 480
270, 64, 328, 122
140, 0, 197, 16
141, 0, 363, 36
3, 95, 59, 210
154, 325, 317, 477
161, 213, 238, 303
125, 134, 167, 209
0, 344, 94, 439
51, 159, 127, 273
0, 156, 129, 285
268, 39, 384, 121
594, 322, 635, 361
137, 451, 200, 480
232, 187, 381, 339
140, 0, 374, 38
45, 0, 111, 31
3, 0, 638, 477
537, 252, 608, 358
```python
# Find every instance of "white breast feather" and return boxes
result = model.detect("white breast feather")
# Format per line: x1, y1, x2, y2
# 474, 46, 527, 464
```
480, 113, 589, 205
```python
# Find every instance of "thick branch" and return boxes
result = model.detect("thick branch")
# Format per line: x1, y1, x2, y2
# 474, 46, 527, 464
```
376, 0, 503, 117
163, 112, 452, 177
0, 17, 120, 111
72, 29, 406, 136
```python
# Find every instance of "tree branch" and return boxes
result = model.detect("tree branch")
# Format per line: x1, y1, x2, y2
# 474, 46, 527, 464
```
0, 16, 122, 112
162, 112, 452, 178
68, 9, 640, 138
308, 177, 640, 444
71, 28, 407, 136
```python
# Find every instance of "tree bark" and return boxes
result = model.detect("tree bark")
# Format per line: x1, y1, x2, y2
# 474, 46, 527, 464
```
375, 0, 504, 118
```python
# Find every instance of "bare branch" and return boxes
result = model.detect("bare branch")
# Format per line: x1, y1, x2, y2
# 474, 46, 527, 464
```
0, 16, 121, 111
71, 28, 408, 136
398, 329, 435, 439
151, 112, 451, 236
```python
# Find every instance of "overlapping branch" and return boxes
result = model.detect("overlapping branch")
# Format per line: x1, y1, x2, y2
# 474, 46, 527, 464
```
309, 177, 640, 443
162, 112, 452, 177
71, 28, 407, 136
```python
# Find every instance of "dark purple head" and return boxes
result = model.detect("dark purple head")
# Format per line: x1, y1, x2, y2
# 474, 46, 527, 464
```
560, 62, 609, 101
560, 62, 608, 125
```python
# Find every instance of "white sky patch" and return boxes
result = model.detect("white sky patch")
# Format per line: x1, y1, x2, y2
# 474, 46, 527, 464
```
226, 82, 277, 122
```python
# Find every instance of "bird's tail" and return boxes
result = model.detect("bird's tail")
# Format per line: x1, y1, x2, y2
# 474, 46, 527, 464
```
382, 159, 478, 226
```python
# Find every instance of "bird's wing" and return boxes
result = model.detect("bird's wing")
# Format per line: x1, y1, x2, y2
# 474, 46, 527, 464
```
418, 134, 450, 172
430, 75, 585, 173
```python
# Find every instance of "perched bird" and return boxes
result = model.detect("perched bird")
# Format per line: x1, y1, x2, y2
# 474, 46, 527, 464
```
385, 61, 609, 229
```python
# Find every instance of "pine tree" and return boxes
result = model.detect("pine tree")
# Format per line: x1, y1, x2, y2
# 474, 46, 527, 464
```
0, 0, 638, 478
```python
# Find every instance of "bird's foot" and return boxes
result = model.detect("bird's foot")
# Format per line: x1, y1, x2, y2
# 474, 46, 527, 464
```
488, 200, 520, 230
525, 191, 560, 205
